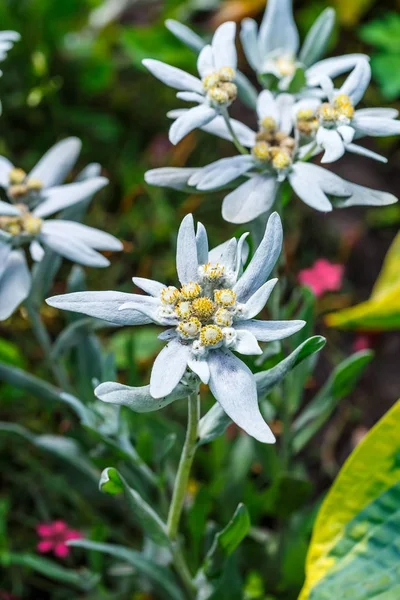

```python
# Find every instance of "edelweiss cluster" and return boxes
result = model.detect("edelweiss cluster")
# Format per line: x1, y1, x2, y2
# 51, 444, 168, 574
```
144, 0, 400, 221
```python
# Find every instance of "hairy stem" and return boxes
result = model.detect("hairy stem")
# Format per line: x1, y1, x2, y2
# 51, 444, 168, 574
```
167, 391, 200, 597
221, 108, 249, 155
25, 303, 71, 391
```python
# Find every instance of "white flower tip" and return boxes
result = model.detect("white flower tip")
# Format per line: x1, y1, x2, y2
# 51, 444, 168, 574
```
46, 295, 61, 308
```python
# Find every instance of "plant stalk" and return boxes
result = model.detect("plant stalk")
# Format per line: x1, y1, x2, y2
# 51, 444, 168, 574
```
221, 108, 249, 155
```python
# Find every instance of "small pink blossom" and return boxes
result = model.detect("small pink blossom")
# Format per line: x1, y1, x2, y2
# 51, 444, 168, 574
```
352, 335, 371, 353
298, 259, 344, 297
36, 520, 82, 558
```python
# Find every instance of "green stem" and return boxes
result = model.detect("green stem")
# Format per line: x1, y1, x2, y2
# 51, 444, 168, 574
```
221, 108, 249, 155
167, 391, 200, 598
25, 303, 71, 391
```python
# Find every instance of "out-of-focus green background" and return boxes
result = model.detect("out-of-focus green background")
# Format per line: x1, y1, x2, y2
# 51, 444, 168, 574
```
0, 0, 400, 598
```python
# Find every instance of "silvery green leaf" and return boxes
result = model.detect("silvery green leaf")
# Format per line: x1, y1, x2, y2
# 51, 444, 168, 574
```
142, 58, 203, 94
0, 250, 31, 320
165, 19, 205, 52
150, 338, 190, 399
0, 361, 95, 427
259, 0, 299, 58
255, 336, 326, 398
169, 104, 216, 145
176, 213, 199, 284
198, 402, 231, 446
95, 380, 192, 412
222, 174, 277, 224
346, 143, 387, 163
145, 167, 199, 192
339, 59, 371, 106
306, 54, 369, 87
68, 540, 185, 600
352, 115, 400, 136
235, 319, 305, 342
299, 8, 335, 68
99, 467, 169, 546
240, 18, 261, 72
332, 182, 398, 208
33, 177, 108, 218
29, 248, 62, 304
0, 200, 20, 216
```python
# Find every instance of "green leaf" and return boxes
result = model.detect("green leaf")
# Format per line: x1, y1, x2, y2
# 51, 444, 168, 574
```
0, 361, 95, 427
203, 504, 251, 579
99, 467, 169, 546
288, 67, 307, 94
360, 13, 400, 52
300, 399, 400, 600
292, 350, 373, 453
51, 317, 109, 359
69, 540, 184, 600
0, 552, 99, 590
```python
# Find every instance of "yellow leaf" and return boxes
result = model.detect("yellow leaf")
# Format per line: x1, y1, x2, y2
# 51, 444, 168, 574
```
333, 0, 378, 26
299, 400, 400, 600
325, 231, 400, 331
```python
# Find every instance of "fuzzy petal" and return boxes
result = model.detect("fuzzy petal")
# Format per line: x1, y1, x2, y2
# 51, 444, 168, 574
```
33, 177, 108, 218
333, 183, 398, 208
188, 356, 210, 384
339, 59, 371, 106
306, 54, 369, 87
197, 45, 214, 78
169, 105, 216, 145
337, 125, 355, 144
30, 240, 45, 262
46, 291, 151, 325
276, 94, 295, 134
258, 0, 299, 58
28, 138, 82, 188
222, 174, 277, 224
150, 339, 190, 399
317, 127, 346, 163
95, 380, 190, 412
346, 143, 387, 163
0, 242, 11, 277
196, 222, 209, 265
41, 220, 122, 251
142, 59, 203, 94
355, 108, 399, 119
177, 91, 205, 103
0, 200, 20, 216
232, 330, 262, 355
212, 22, 237, 70
236, 319, 305, 341
240, 18, 262, 71
208, 349, 275, 443
191, 155, 254, 191
132, 277, 165, 297
40, 233, 110, 267
234, 212, 282, 302
241, 278, 278, 320
257, 90, 279, 122
176, 214, 199, 285
0, 250, 31, 320
289, 162, 353, 211
145, 167, 199, 191
352, 115, 400, 137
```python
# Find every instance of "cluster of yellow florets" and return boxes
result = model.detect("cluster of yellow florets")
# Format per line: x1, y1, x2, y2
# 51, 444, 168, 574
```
7, 167, 43, 200
252, 118, 295, 171
203, 67, 237, 106
0, 205, 42, 237
296, 109, 319, 136
158, 268, 242, 350
317, 94, 355, 125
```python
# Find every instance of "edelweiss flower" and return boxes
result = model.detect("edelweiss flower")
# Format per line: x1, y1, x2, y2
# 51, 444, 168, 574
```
240, 0, 367, 93
143, 22, 238, 145
146, 91, 398, 222
47, 213, 305, 443
296, 60, 400, 163
0, 138, 122, 320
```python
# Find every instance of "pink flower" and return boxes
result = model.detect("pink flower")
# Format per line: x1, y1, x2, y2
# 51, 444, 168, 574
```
352, 335, 371, 352
36, 520, 82, 558
298, 259, 344, 297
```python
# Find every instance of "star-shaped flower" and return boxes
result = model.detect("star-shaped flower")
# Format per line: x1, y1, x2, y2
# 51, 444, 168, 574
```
143, 22, 238, 145
47, 212, 305, 443
0, 138, 122, 320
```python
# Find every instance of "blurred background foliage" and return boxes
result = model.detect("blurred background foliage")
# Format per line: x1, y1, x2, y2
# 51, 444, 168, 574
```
0, 0, 400, 598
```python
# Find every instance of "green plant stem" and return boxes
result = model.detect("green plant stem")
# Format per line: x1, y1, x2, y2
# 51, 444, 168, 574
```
221, 108, 249, 155
167, 391, 200, 598
25, 303, 71, 391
